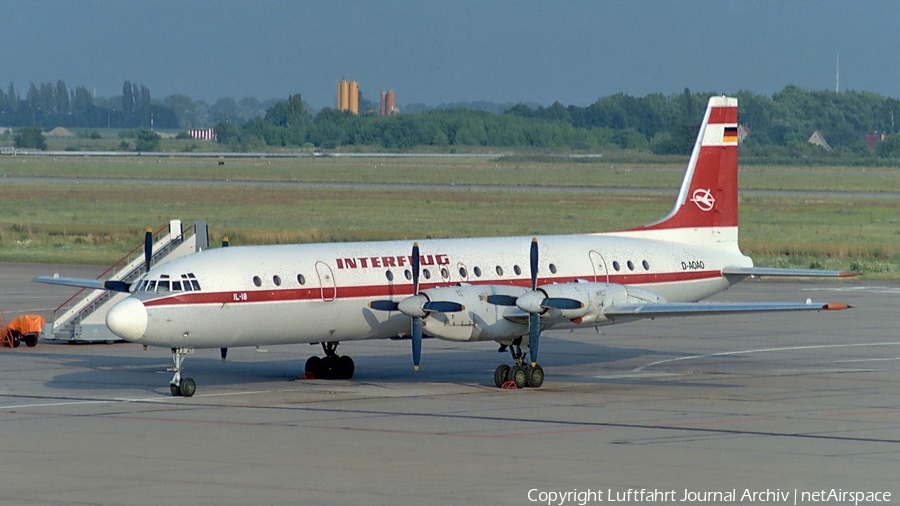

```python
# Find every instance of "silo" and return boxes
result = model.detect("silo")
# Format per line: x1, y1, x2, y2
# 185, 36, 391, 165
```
349, 81, 359, 115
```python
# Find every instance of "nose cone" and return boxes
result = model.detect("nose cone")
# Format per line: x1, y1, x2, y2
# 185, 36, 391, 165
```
106, 297, 148, 341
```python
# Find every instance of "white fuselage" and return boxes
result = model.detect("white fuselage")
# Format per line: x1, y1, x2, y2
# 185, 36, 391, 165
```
113, 227, 752, 349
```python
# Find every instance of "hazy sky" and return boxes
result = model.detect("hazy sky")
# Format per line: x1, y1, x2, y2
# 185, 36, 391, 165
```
2, 1, 898, 108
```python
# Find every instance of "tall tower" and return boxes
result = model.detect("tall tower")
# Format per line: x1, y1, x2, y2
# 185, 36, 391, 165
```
835, 54, 840, 93
336, 79, 359, 114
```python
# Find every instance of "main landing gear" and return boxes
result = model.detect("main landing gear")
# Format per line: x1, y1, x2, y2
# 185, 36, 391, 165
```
493, 339, 544, 389
170, 347, 196, 397
304, 342, 355, 380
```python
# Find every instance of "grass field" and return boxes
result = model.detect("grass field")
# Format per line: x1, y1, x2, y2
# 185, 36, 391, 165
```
2, 155, 900, 277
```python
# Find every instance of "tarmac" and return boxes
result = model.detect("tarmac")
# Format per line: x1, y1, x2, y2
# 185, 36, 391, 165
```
1, 262, 898, 505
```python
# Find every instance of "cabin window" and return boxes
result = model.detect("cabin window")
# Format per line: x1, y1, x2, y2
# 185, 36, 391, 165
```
513, 265, 522, 276
253, 276, 262, 287
440, 267, 449, 279
549, 263, 557, 274
642, 260, 650, 271
273, 275, 281, 286
473, 266, 482, 277
459, 267, 467, 278
627, 260, 634, 271
172, 281, 183, 291
404, 269, 412, 280
612, 261, 620, 271
422, 269, 431, 280
496, 266, 504, 276
297, 274, 306, 285
386, 270, 394, 281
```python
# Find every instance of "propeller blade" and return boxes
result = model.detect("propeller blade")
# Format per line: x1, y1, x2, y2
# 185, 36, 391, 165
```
412, 242, 420, 295
220, 348, 228, 361
411, 316, 422, 371
529, 312, 540, 366
542, 297, 585, 310
422, 301, 465, 313
369, 300, 400, 311
530, 237, 538, 291
144, 227, 153, 274
484, 294, 518, 306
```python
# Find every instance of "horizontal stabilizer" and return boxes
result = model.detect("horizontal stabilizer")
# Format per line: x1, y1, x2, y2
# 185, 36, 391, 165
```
604, 301, 851, 323
722, 267, 860, 278
33, 275, 131, 293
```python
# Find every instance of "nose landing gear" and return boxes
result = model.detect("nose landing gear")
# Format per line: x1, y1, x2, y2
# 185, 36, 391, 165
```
169, 347, 196, 397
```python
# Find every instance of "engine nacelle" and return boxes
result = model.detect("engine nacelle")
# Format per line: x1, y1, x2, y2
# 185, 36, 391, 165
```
535, 282, 667, 324
418, 285, 527, 342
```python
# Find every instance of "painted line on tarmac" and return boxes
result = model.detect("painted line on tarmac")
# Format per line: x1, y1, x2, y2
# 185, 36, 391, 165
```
632, 341, 900, 372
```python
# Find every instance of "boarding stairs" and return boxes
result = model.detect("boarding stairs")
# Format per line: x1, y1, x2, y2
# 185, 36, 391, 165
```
44, 219, 209, 342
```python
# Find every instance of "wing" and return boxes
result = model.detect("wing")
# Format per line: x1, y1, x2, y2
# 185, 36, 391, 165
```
722, 267, 859, 278
33, 275, 131, 293
602, 300, 850, 324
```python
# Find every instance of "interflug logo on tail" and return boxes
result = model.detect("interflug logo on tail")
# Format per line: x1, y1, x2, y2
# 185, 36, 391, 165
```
690, 188, 715, 211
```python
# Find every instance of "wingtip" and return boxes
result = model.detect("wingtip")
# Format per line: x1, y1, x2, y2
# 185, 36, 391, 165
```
413, 365, 419, 371
838, 271, 862, 277
823, 302, 852, 310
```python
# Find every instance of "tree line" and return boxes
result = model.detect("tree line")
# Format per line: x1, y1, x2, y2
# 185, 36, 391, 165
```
213, 87, 900, 160
0, 80, 275, 130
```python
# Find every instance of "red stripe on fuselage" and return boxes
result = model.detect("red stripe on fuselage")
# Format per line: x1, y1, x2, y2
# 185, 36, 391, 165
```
142, 270, 722, 307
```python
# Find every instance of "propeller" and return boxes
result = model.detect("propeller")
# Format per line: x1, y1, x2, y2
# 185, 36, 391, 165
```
410, 242, 423, 370
485, 237, 583, 366
367, 242, 464, 370
143, 227, 153, 274
221, 236, 229, 360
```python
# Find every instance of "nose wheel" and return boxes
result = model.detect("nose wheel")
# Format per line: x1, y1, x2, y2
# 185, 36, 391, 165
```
169, 348, 196, 397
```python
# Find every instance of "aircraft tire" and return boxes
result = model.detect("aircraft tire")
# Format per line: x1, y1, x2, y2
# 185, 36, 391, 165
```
170, 383, 182, 396
305, 356, 321, 374
179, 378, 196, 397
510, 365, 527, 389
526, 364, 544, 388
337, 356, 355, 379
493, 364, 510, 388
23, 334, 38, 347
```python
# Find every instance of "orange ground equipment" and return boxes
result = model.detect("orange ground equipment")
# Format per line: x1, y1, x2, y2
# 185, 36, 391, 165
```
2, 314, 45, 348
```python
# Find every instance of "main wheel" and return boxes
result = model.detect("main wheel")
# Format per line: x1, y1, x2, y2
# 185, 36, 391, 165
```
170, 383, 182, 396
493, 364, 510, 388
336, 356, 355, 379
305, 356, 321, 374
526, 364, 544, 388
179, 378, 196, 397
510, 365, 527, 389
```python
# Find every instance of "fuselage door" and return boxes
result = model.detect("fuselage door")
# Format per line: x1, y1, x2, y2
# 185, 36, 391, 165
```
315, 261, 336, 301
589, 250, 609, 283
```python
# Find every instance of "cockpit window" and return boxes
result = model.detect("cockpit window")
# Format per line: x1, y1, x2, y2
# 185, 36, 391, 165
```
171, 281, 182, 291
157, 280, 170, 292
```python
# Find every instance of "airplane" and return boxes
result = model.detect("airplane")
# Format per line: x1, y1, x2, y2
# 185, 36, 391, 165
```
36, 95, 855, 397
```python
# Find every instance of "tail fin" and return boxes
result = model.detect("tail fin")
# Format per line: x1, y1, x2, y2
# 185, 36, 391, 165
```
630, 95, 739, 234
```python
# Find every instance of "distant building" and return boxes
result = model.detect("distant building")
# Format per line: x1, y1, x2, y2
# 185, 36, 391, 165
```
337, 79, 359, 115
380, 90, 399, 116
190, 128, 216, 141
865, 131, 886, 149
808, 130, 832, 151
